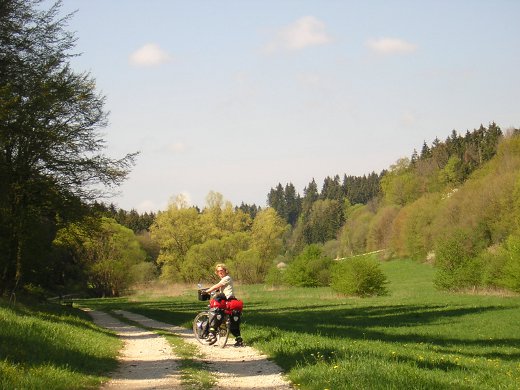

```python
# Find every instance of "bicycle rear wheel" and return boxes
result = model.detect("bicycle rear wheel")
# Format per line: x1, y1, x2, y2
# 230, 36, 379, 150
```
216, 317, 230, 348
193, 311, 210, 344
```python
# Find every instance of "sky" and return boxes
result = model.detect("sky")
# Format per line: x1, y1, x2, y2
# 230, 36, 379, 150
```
46, 0, 520, 212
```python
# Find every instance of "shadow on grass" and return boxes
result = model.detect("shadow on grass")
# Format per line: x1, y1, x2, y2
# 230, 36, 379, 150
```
73, 296, 520, 382
80, 297, 520, 357
244, 303, 520, 361
81, 298, 203, 329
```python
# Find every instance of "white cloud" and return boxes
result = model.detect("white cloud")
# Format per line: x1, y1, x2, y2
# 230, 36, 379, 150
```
367, 37, 417, 55
264, 16, 332, 53
129, 43, 171, 67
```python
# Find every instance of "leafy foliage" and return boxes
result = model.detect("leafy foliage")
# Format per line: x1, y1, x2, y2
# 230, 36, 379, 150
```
149, 193, 286, 284
54, 217, 148, 296
0, 0, 135, 295
497, 234, 520, 292
433, 229, 482, 290
283, 245, 333, 287
330, 255, 388, 296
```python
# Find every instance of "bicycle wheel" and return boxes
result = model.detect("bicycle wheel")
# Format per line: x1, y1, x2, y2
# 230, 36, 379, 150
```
216, 316, 230, 348
193, 311, 210, 344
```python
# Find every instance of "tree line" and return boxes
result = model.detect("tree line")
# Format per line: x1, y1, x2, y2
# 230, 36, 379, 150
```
105, 123, 520, 295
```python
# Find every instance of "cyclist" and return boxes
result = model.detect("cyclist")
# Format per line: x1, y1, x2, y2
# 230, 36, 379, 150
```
205, 263, 244, 347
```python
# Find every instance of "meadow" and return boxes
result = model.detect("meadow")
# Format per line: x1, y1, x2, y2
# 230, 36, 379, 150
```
86, 259, 520, 390
0, 299, 121, 389
2, 258, 520, 389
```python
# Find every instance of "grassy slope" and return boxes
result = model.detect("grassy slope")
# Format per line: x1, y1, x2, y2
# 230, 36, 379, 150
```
85, 259, 520, 390
0, 300, 121, 389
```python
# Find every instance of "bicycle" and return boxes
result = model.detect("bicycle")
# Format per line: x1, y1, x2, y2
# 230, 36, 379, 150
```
192, 288, 231, 348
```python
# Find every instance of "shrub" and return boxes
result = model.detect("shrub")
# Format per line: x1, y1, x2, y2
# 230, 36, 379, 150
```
284, 245, 333, 287
264, 264, 285, 287
498, 234, 520, 292
433, 228, 483, 290
330, 255, 388, 297
232, 249, 270, 284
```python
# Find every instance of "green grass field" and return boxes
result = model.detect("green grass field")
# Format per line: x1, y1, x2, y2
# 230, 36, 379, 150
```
0, 299, 121, 389
2, 258, 519, 389
84, 259, 520, 390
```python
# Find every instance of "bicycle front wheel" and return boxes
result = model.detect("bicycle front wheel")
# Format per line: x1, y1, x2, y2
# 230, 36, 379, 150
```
193, 311, 210, 344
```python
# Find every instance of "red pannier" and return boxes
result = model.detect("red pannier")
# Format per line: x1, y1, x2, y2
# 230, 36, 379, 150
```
225, 299, 243, 313
209, 298, 226, 310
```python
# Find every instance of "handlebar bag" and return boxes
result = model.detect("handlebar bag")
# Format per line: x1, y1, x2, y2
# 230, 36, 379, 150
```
198, 289, 210, 301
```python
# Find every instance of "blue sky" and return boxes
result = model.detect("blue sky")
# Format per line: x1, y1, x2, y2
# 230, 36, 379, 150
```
48, 0, 520, 212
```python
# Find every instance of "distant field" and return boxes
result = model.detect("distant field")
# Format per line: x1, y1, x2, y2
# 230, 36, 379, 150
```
85, 259, 520, 389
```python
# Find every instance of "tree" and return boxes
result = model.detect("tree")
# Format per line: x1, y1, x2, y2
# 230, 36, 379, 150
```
338, 204, 375, 256
267, 183, 286, 219
0, 0, 136, 295
181, 232, 251, 283
199, 191, 251, 240
301, 179, 319, 215
320, 175, 343, 201
250, 208, 288, 261
380, 158, 420, 206
267, 182, 301, 226
305, 199, 343, 244
150, 203, 204, 280
232, 249, 266, 284
54, 217, 148, 297
342, 172, 382, 205
237, 202, 260, 220
438, 156, 463, 186
284, 183, 301, 226
367, 205, 400, 253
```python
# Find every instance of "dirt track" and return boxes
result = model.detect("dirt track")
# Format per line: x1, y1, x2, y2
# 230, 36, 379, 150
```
87, 309, 292, 389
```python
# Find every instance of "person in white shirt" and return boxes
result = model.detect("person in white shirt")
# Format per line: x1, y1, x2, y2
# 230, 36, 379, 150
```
206, 263, 243, 347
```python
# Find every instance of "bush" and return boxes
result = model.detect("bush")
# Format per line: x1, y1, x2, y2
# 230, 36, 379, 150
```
284, 245, 333, 287
130, 262, 158, 284
330, 255, 388, 297
498, 234, 520, 292
433, 228, 483, 290
264, 264, 285, 287
232, 249, 270, 284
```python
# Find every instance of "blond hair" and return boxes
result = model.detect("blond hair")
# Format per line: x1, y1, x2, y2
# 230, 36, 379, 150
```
215, 263, 228, 274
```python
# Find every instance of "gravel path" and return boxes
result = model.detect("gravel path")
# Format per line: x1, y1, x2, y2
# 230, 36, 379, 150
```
87, 309, 182, 389
86, 309, 293, 390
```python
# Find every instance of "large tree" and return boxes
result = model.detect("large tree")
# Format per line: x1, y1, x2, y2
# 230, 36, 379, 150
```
0, 0, 136, 295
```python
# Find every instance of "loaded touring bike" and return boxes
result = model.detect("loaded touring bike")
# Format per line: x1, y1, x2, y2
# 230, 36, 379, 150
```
192, 288, 242, 348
